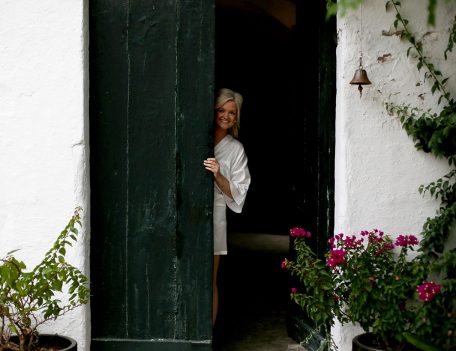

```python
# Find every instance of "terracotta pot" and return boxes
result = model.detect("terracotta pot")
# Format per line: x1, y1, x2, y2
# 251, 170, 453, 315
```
6, 334, 77, 351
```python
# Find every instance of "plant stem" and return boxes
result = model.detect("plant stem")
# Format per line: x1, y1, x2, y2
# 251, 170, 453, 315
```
391, 0, 450, 103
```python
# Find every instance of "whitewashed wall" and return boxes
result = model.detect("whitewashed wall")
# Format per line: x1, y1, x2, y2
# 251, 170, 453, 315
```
0, 0, 90, 350
334, 0, 456, 349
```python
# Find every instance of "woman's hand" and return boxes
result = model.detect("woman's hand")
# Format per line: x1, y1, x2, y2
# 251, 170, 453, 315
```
203, 157, 220, 176
203, 157, 233, 199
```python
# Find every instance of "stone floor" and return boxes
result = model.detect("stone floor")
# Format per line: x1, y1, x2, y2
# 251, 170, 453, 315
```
213, 233, 306, 351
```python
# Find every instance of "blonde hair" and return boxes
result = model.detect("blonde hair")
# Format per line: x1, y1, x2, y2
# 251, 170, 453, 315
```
215, 88, 243, 138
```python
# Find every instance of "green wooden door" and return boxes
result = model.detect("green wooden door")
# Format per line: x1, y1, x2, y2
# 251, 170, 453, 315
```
89, 1, 214, 350
287, 1, 336, 348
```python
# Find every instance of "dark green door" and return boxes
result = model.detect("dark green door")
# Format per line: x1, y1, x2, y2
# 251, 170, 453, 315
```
89, 1, 215, 350
288, 1, 336, 347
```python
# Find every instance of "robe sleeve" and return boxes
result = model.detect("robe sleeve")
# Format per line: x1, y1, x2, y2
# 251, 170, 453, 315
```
224, 147, 251, 213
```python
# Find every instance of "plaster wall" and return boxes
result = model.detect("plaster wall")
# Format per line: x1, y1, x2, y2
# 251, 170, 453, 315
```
0, 0, 90, 350
334, 0, 456, 349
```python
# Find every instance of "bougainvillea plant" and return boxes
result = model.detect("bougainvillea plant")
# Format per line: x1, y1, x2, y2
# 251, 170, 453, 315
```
283, 228, 429, 351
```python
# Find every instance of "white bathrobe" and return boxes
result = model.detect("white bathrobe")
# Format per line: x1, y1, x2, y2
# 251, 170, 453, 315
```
213, 134, 251, 255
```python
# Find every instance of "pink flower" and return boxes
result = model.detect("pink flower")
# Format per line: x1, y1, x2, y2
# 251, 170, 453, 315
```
417, 281, 442, 302
281, 259, 288, 269
343, 235, 360, 248
395, 234, 419, 247
327, 249, 346, 268
291, 287, 297, 294
376, 243, 394, 256
290, 227, 311, 238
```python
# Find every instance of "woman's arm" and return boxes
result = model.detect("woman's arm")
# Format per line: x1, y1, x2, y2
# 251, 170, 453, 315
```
203, 157, 233, 199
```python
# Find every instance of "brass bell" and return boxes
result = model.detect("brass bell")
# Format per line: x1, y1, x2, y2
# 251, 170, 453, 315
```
350, 55, 371, 98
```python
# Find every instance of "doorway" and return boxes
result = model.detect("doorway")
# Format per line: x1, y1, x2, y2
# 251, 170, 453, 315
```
88, 0, 334, 348
213, 1, 335, 350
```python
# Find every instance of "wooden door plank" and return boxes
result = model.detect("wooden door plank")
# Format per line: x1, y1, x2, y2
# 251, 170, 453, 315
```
90, 0, 214, 347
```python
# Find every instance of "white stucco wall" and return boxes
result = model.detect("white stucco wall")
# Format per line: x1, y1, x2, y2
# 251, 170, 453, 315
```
0, 0, 90, 350
334, 0, 456, 350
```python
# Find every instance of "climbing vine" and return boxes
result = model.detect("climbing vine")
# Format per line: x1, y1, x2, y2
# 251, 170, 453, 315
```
326, 0, 456, 28
384, 0, 456, 257
383, 1, 456, 348
325, 0, 456, 348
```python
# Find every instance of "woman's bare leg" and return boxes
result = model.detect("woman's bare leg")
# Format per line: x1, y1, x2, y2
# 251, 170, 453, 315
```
213, 255, 220, 326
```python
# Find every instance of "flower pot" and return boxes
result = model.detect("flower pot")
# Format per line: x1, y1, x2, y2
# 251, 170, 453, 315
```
6, 334, 77, 351
353, 333, 388, 351
353, 333, 417, 351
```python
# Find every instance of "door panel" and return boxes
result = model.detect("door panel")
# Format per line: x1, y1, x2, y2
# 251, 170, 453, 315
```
89, 0, 214, 349
287, 1, 336, 347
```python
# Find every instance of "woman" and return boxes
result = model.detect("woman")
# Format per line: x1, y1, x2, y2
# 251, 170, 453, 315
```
203, 88, 251, 325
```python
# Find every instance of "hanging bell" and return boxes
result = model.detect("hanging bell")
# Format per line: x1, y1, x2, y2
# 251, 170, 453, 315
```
350, 68, 371, 98
350, 55, 372, 98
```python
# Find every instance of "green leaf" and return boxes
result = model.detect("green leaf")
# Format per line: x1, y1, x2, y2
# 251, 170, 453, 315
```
403, 333, 441, 351
426, 0, 437, 26
406, 46, 412, 57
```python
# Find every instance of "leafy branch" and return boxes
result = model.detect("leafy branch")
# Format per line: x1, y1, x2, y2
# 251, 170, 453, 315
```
385, 0, 456, 256
385, 2, 456, 348
0, 207, 90, 351
387, 0, 452, 104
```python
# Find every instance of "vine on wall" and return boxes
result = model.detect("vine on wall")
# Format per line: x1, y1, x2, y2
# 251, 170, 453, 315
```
326, 0, 455, 27
384, 0, 456, 257
326, 0, 456, 348
382, 1, 455, 348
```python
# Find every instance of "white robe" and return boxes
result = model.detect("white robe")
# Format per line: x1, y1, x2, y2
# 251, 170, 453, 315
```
213, 134, 251, 255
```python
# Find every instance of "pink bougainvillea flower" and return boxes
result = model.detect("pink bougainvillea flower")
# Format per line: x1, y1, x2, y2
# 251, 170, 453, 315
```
290, 227, 311, 238
395, 234, 419, 247
291, 287, 297, 294
376, 243, 395, 256
327, 249, 346, 268
417, 281, 442, 302
343, 235, 359, 248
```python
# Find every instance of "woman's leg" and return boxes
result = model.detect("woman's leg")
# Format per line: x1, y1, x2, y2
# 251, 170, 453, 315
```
213, 255, 220, 326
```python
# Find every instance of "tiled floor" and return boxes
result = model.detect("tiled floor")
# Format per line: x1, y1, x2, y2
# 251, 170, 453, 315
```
213, 233, 304, 351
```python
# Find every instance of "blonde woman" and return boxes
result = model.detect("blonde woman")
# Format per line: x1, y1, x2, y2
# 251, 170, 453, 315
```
203, 88, 251, 325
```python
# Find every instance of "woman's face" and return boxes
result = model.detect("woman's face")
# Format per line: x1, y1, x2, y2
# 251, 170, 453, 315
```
215, 100, 237, 131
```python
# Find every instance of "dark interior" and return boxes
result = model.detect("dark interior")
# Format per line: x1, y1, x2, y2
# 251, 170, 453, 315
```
216, 6, 303, 235
213, 1, 336, 349
214, 3, 303, 350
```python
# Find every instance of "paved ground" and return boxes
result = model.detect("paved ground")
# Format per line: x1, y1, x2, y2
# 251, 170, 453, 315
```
213, 233, 305, 351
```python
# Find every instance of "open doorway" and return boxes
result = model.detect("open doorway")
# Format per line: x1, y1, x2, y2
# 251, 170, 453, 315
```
213, 1, 335, 350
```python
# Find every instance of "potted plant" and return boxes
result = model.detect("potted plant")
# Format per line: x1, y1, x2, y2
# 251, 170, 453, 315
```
282, 227, 427, 351
0, 207, 90, 351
